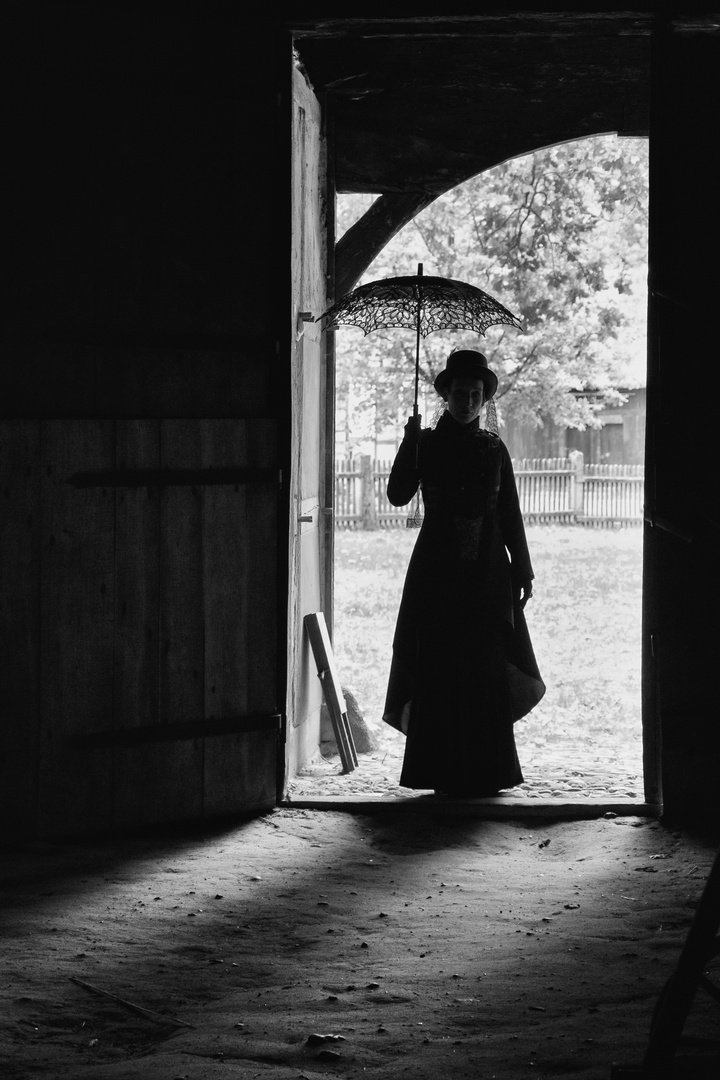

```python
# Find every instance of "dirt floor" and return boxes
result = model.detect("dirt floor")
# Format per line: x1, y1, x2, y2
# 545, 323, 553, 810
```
2, 807, 719, 1080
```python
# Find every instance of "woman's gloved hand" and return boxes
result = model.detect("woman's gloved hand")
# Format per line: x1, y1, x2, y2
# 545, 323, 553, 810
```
403, 413, 422, 441
517, 579, 534, 609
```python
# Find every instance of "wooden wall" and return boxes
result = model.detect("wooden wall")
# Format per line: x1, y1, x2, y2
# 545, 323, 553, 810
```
642, 19, 720, 826
2, 5, 288, 838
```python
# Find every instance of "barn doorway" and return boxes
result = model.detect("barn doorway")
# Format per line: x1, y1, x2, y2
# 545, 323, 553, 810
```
290, 134, 650, 806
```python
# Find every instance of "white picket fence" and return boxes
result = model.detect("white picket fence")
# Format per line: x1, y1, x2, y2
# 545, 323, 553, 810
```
335, 451, 644, 529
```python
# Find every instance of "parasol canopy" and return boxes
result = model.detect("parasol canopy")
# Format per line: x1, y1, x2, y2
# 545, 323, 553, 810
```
317, 263, 521, 417
319, 265, 521, 339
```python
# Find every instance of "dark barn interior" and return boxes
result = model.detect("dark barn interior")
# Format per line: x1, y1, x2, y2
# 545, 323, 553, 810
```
3, 6, 720, 1078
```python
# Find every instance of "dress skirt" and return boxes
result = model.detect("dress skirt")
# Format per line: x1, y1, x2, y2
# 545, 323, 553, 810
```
381, 416, 545, 795
382, 529, 542, 795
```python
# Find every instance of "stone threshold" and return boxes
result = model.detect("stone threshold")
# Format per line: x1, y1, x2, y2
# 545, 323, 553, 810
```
281, 794, 660, 819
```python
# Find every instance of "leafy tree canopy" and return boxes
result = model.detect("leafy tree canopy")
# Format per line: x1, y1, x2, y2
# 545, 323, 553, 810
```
334, 135, 648, 450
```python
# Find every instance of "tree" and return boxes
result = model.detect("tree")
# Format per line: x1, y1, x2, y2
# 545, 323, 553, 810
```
335, 135, 648, 450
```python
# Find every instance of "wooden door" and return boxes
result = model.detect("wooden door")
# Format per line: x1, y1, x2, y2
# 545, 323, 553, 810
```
0, 418, 281, 838
0, 9, 287, 840
109, 418, 280, 827
642, 18, 720, 823
284, 63, 331, 781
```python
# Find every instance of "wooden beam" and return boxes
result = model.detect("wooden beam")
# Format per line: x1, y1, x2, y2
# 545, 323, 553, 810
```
68, 467, 281, 488
335, 192, 438, 296
75, 714, 282, 747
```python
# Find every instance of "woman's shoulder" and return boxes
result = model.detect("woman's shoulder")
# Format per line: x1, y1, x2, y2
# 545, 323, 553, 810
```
494, 435, 515, 466
421, 425, 504, 447
476, 428, 506, 452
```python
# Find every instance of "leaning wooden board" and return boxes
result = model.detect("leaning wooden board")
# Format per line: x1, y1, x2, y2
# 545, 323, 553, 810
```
303, 612, 358, 773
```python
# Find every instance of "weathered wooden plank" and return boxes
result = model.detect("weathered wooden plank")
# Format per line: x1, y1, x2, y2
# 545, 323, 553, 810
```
110, 417, 281, 826
112, 740, 205, 828
159, 420, 205, 724
113, 420, 161, 730
78, 713, 281, 746
202, 420, 250, 720
112, 419, 167, 828
0, 421, 41, 840
202, 419, 280, 813
153, 419, 205, 821
37, 420, 115, 837
203, 730, 278, 817
246, 420, 279, 716
68, 466, 279, 487
304, 612, 357, 773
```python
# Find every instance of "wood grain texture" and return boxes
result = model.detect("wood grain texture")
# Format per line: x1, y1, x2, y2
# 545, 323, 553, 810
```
37, 420, 115, 836
155, 419, 205, 822
0, 422, 42, 839
202, 419, 279, 814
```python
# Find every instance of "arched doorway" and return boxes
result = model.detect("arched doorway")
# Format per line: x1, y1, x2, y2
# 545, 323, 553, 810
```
322, 135, 649, 805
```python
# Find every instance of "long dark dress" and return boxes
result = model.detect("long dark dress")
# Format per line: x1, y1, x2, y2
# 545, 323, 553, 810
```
382, 411, 545, 794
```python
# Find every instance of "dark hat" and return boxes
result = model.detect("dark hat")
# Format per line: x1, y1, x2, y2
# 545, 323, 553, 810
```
433, 350, 498, 400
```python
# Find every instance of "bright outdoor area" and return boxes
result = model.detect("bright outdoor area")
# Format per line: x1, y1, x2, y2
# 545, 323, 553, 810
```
294, 134, 649, 800
326, 525, 643, 799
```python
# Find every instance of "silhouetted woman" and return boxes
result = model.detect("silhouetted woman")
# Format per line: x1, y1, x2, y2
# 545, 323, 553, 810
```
382, 350, 545, 796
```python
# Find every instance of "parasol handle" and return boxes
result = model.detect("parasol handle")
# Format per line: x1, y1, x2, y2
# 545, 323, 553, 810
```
413, 263, 423, 464
413, 263, 423, 417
